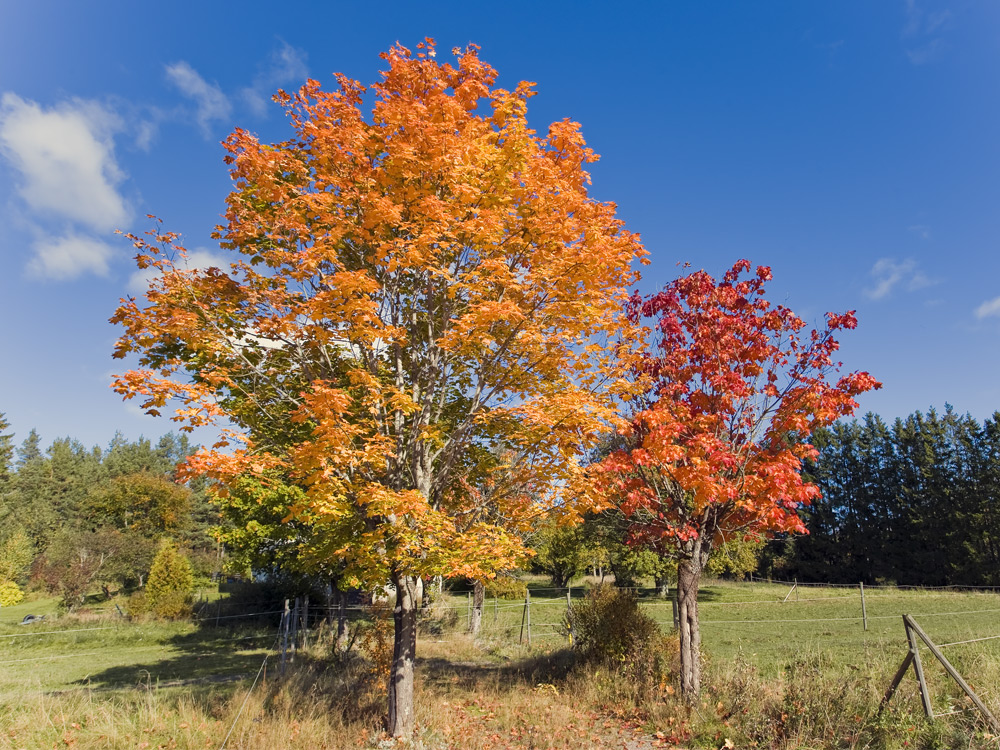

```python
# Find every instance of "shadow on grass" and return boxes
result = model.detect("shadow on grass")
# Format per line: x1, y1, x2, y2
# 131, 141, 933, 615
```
418, 647, 576, 693
72, 626, 279, 690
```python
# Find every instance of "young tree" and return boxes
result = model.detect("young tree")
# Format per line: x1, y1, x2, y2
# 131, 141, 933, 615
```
145, 539, 194, 619
0, 528, 33, 584
111, 41, 643, 736
597, 260, 879, 697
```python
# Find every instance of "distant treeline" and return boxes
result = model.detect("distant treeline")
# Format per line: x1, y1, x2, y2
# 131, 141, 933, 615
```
763, 406, 1000, 587
6, 405, 1000, 595
0, 414, 219, 608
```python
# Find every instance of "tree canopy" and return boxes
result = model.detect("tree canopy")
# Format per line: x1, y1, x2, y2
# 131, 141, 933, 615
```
597, 260, 879, 696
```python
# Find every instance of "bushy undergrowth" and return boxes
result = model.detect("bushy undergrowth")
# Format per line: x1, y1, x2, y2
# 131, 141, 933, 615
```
701, 651, 988, 749
570, 584, 678, 699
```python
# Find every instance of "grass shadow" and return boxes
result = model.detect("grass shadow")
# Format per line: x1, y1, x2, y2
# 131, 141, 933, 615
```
71, 625, 279, 691
418, 647, 576, 695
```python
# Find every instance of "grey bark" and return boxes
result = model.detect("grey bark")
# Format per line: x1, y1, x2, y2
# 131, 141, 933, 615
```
676, 533, 712, 699
387, 572, 419, 738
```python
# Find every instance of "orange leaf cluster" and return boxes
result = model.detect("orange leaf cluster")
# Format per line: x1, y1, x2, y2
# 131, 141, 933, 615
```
111, 40, 645, 585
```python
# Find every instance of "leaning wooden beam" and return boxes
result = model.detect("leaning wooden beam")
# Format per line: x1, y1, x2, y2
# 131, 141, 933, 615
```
905, 615, 934, 720
880, 650, 914, 710
904, 614, 1000, 734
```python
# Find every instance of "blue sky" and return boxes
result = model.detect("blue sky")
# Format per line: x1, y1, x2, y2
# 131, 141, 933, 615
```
1, 0, 998, 451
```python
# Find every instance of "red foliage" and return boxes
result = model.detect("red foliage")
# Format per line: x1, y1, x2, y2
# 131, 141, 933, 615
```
599, 260, 881, 549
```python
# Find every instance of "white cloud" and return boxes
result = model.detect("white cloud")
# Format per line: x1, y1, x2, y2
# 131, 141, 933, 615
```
975, 297, 1000, 320
27, 234, 114, 279
165, 61, 232, 136
241, 42, 309, 117
908, 224, 931, 240
0, 94, 130, 232
865, 257, 932, 300
128, 248, 230, 293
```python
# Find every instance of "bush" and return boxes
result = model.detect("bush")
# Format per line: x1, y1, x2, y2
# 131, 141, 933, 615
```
569, 584, 677, 690
0, 580, 24, 606
484, 576, 527, 600
145, 540, 193, 619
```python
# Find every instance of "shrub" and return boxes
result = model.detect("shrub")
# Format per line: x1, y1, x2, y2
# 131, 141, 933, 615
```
0, 580, 24, 606
484, 576, 528, 600
569, 584, 677, 691
145, 540, 193, 619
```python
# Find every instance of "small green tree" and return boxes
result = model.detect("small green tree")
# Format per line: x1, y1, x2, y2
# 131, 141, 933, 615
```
145, 539, 194, 619
0, 528, 33, 584
706, 534, 766, 578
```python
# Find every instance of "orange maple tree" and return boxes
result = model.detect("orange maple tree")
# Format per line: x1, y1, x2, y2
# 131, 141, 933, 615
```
111, 40, 644, 736
596, 260, 880, 697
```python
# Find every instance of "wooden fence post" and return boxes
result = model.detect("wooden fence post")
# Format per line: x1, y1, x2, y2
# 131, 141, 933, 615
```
280, 598, 290, 675
905, 614, 1000, 732
782, 581, 798, 603
493, 596, 498, 625
860, 583, 868, 631
302, 594, 310, 649
671, 596, 679, 630
467, 590, 472, 629
290, 597, 300, 662
519, 589, 529, 645
526, 588, 532, 646
566, 587, 575, 646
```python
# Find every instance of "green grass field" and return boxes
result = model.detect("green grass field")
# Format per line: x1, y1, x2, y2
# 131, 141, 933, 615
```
0, 596, 277, 701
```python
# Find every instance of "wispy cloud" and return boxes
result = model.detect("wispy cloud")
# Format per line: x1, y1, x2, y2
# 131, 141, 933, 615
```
902, 0, 952, 65
975, 297, 1000, 320
0, 94, 129, 232
165, 61, 232, 136
0, 95, 132, 280
241, 42, 309, 117
27, 233, 115, 279
865, 257, 932, 300
908, 224, 931, 240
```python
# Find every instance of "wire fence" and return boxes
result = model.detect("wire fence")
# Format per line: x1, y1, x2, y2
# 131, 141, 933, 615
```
6, 580, 1000, 698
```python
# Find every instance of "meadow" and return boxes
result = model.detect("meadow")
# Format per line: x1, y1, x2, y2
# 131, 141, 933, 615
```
2, 579, 999, 749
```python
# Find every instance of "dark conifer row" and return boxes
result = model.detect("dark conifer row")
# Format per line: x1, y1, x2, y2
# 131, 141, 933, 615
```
764, 406, 1000, 586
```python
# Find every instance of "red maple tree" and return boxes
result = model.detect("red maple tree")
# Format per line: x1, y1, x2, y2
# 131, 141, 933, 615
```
597, 260, 880, 696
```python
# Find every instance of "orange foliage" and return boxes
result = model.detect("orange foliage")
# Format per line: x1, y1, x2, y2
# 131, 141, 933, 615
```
111, 40, 645, 587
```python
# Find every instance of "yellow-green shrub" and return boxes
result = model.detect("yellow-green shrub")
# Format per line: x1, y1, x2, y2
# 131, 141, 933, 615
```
0, 580, 24, 606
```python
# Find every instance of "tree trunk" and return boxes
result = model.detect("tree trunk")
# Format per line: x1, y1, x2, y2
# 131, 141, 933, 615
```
676, 555, 704, 698
468, 580, 485, 636
655, 574, 670, 599
387, 572, 418, 739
